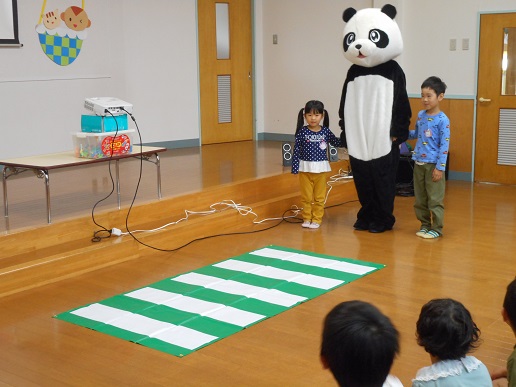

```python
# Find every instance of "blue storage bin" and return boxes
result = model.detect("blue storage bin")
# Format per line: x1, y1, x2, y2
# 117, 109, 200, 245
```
81, 114, 129, 133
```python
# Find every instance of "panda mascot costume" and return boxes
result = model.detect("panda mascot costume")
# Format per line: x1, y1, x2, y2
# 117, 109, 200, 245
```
339, 4, 411, 233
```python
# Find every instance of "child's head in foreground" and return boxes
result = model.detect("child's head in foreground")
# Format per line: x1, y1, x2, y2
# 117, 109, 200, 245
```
416, 298, 480, 361
503, 278, 516, 332
320, 300, 399, 387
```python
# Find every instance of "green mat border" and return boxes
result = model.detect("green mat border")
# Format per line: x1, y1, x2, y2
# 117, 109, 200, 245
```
55, 245, 385, 357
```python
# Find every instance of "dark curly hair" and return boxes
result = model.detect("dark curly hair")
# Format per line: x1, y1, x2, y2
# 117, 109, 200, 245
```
416, 298, 481, 360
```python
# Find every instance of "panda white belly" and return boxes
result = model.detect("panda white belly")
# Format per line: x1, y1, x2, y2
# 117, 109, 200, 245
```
344, 75, 393, 161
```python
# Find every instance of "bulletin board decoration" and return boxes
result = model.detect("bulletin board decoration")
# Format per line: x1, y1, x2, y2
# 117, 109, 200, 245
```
35, 0, 92, 66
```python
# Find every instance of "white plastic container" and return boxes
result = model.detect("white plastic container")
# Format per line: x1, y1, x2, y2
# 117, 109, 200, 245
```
72, 129, 135, 159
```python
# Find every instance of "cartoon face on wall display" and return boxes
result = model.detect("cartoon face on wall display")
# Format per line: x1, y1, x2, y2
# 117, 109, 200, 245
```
35, 2, 93, 66
342, 4, 403, 68
61, 6, 92, 32
43, 9, 61, 29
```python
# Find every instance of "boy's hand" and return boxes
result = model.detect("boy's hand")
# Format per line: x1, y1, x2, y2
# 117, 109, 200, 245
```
432, 168, 443, 182
490, 366, 508, 381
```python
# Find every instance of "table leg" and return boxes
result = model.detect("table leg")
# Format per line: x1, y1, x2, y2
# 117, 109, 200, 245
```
40, 170, 51, 224
116, 159, 121, 209
2, 167, 8, 218
155, 153, 162, 199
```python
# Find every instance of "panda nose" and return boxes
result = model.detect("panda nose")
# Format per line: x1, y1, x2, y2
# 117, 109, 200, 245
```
355, 44, 362, 49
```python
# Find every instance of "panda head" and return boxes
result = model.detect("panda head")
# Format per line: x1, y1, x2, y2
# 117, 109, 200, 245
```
342, 4, 403, 68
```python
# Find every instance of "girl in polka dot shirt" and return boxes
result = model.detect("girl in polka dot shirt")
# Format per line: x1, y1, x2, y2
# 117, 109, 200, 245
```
292, 100, 342, 229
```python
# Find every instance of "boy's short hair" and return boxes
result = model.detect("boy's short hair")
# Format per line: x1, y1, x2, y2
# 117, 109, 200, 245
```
421, 76, 447, 96
320, 300, 399, 387
503, 278, 516, 326
416, 298, 480, 360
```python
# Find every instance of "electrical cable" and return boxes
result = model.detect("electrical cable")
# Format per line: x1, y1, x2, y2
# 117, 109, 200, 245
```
121, 207, 300, 253
90, 110, 121, 242
324, 168, 353, 204
99, 109, 308, 253
93, 114, 358, 251
114, 200, 303, 236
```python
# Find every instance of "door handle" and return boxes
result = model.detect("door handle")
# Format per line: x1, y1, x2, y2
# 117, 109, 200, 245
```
478, 97, 491, 103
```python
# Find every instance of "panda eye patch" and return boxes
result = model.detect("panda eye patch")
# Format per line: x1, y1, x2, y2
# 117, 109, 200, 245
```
369, 29, 381, 43
345, 33, 355, 45
343, 32, 356, 52
368, 29, 389, 48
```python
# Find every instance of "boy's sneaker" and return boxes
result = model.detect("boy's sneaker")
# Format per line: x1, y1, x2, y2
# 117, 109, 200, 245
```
302, 221, 311, 228
422, 230, 441, 239
309, 222, 320, 229
416, 228, 428, 238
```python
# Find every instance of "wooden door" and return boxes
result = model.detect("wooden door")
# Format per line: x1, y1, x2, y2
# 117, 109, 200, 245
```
197, 0, 253, 145
475, 13, 516, 184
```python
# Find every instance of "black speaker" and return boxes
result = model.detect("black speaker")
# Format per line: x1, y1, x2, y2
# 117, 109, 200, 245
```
396, 155, 414, 184
396, 155, 414, 196
328, 144, 338, 162
282, 142, 293, 167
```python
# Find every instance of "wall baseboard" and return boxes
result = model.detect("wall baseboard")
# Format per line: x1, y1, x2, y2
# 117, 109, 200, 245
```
140, 138, 200, 149
257, 132, 295, 142
139, 136, 473, 182
448, 171, 472, 182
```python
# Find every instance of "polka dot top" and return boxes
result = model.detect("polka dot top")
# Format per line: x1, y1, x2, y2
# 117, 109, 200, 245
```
291, 126, 342, 174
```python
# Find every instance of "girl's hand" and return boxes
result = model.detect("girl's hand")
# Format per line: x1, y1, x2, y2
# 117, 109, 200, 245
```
432, 168, 443, 182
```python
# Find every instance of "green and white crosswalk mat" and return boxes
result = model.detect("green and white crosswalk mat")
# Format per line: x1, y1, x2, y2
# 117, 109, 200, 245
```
55, 245, 384, 357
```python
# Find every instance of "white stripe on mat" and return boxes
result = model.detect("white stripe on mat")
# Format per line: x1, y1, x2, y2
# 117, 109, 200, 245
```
213, 259, 344, 290
172, 272, 307, 307
251, 247, 376, 275
125, 287, 266, 327
71, 303, 217, 350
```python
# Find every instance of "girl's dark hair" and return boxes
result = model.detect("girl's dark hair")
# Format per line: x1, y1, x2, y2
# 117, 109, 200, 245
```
295, 100, 329, 134
416, 298, 481, 360
421, 76, 447, 96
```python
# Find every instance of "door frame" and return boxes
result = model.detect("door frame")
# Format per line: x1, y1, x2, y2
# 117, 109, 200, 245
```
196, 0, 255, 145
473, 10, 516, 184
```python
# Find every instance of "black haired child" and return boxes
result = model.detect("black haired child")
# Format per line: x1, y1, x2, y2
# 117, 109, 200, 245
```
320, 300, 402, 387
409, 76, 450, 240
413, 298, 492, 386
491, 278, 516, 385
291, 100, 341, 229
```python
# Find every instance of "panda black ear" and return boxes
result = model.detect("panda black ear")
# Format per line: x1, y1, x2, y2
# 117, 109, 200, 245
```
342, 8, 357, 23
381, 4, 397, 19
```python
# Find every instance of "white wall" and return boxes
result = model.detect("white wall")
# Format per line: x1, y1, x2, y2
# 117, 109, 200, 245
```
258, 0, 516, 138
259, 0, 372, 138
401, 0, 516, 96
2, 1, 516, 159
0, 0, 199, 159
1, 0, 124, 158
120, 1, 199, 144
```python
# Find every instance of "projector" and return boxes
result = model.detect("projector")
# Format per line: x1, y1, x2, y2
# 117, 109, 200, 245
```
84, 97, 133, 116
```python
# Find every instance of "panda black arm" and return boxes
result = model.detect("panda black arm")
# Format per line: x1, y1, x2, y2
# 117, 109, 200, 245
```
338, 76, 351, 148
390, 62, 411, 145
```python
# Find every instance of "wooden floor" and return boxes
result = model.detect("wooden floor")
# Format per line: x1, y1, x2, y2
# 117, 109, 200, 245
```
0, 141, 515, 386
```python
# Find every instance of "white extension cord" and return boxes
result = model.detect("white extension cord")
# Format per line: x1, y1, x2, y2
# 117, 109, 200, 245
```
109, 169, 352, 238
324, 168, 353, 204
111, 199, 302, 237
